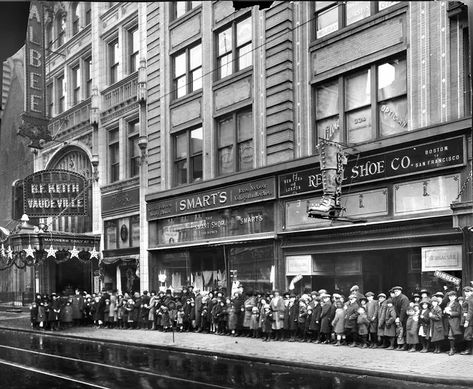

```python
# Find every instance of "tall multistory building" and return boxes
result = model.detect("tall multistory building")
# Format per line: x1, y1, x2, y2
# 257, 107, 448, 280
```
0, 1, 470, 300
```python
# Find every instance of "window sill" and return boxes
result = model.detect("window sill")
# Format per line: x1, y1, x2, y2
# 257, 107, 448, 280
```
310, 3, 408, 51
213, 67, 253, 91
101, 176, 140, 194
169, 89, 203, 109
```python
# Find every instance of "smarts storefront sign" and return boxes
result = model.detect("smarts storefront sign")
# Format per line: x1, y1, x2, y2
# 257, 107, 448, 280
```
279, 136, 465, 197
23, 170, 88, 217
147, 177, 276, 220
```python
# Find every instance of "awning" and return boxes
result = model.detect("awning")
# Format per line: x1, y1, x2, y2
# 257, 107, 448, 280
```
0, 221, 100, 270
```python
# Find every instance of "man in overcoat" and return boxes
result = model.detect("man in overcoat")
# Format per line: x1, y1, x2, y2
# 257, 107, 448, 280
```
270, 290, 285, 341
344, 294, 359, 347
71, 288, 84, 326
365, 291, 379, 347
461, 286, 473, 355
392, 286, 410, 349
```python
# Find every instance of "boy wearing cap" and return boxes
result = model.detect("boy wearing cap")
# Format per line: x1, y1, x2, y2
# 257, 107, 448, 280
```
344, 294, 359, 347
365, 292, 378, 348
443, 290, 462, 356
319, 293, 335, 344
384, 298, 397, 350
376, 293, 387, 348
461, 286, 473, 355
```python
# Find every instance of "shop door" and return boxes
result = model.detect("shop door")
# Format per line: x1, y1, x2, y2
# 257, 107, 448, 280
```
56, 258, 92, 295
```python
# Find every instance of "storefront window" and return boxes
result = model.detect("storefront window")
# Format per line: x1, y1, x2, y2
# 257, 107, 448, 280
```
316, 80, 339, 142
105, 222, 117, 249
316, 4, 338, 39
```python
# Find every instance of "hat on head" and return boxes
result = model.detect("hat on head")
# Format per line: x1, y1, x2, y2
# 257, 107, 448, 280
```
333, 293, 341, 299
350, 285, 359, 292
318, 289, 327, 295
434, 291, 444, 298
365, 291, 374, 297
420, 289, 430, 295
386, 298, 393, 304
392, 286, 402, 292
463, 286, 473, 293
412, 293, 420, 298
430, 296, 440, 304
321, 293, 331, 299
377, 293, 386, 299
447, 290, 457, 297
349, 294, 357, 300
359, 297, 368, 303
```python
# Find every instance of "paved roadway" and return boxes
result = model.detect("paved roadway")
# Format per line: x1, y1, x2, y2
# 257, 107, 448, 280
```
0, 310, 472, 388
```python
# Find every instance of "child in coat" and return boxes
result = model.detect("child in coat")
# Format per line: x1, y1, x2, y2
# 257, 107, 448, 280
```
405, 306, 419, 352
331, 300, 345, 346
418, 298, 431, 352
428, 296, 445, 353
249, 306, 260, 338
384, 299, 397, 349
260, 302, 272, 342
29, 301, 39, 329
356, 306, 370, 348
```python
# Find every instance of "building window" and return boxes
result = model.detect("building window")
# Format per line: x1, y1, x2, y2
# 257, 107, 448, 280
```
217, 17, 252, 79
46, 22, 53, 49
109, 38, 120, 84
71, 65, 80, 106
128, 120, 140, 178
72, 2, 80, 35
56, 75, 65, 114
173, 1, 201, 20
84, 56, 92, 98
46, 83, 53, 117
217, 109, 254, 175
109, 128, 120, 183
173, 43, 202, 99
84, 2, 91, 26
315, 1, 399, 39
315, 56, 407, 145
128, 25, 140, 74
173, 127, 203, 186
56, 12, 66, 47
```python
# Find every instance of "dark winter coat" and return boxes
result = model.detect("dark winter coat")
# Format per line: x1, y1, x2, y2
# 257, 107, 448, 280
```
71, 294, 84, 320
406, 314, 419, 344
377, 301, 387, 336
344, 302, 359, 330
429, 305, 445, 343
443, 301, 462, 336
309, 304, 322, 332
288, 301, 299, 331
366, 300, 379, 333
49, 299, 61, 322
393, 293, 410, 325
357, 312, 370, 335
383, 305, 397, 337
418, 308, 430, 338
320, 302, 335, 334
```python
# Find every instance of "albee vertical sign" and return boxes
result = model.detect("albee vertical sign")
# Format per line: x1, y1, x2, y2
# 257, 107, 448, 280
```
18, 1, 51, 149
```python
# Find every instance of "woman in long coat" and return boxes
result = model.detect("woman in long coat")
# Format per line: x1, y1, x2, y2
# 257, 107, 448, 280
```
377, 294, 387, 342
243, 293, 256, 334
270, 291, 285, 340
309, 298, 322, 342
227, 298, 238, 335
429, 297, 445, 353
319, 295, 335, 343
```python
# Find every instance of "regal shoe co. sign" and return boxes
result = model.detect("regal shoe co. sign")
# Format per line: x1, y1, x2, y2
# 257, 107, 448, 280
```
21, 170, 88, 217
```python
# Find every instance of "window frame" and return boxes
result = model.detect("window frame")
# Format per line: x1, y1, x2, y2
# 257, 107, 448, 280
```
172, 42, 202, 100
72, 2, 80, 36
314, 54, 407, 146
127, 25, 140, 74
108, 37, 120, 85
56, 74, 65, 114
71, 64, 81, 106
216, 108, 254, 176
172, 1, 201, 20
216, 15, 253, 80
127, 119, 140, 178
108, 127, 120, 183
173, 126, 203, 186
84, 55, 92, 99
314, 1, 399, 40
56, 12, 66, 47
46, 83, 53, 118
84, 3, 91, 26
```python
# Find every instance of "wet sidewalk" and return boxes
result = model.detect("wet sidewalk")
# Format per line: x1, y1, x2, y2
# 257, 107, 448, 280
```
0, 312, 472, 386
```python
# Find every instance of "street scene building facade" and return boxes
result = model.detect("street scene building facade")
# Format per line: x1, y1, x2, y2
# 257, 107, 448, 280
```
0, 1, 471, 302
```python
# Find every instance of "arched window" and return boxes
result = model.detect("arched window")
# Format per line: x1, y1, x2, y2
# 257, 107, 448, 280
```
84, 2, 91, 26
72, 2, 80, 35
56, 12, 66, 47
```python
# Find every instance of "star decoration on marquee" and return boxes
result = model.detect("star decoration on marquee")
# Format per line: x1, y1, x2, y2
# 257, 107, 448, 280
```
6, 246, 13, 259
69, 246, 80, 259
46, 245, 57, 258
24, 244, 35, 259
89, 246, 99, 260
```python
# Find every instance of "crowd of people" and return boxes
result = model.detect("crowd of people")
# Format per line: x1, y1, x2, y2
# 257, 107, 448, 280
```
29, 283, 473, 356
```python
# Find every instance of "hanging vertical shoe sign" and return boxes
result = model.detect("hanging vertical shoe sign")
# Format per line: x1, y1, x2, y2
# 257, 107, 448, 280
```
17, 1, 51, 149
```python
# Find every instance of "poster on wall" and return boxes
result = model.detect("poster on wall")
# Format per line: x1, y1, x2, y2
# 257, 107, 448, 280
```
421, 245, 462, 272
